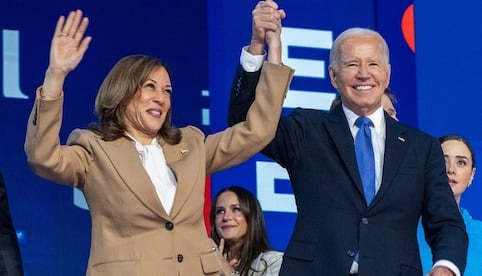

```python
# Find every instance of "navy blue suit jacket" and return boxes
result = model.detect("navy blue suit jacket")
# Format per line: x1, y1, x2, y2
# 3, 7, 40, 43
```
0, 171, 24, 276
228, 65, 468, 275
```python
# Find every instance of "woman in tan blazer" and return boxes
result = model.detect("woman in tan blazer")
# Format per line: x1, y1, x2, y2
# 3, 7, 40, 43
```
25, 8, 292, 276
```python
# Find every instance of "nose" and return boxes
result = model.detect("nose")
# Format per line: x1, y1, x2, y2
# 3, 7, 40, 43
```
222, 211, 232, 221
153, 92, 166, 105
446, 161, 455, 175
357, 64, 370, 79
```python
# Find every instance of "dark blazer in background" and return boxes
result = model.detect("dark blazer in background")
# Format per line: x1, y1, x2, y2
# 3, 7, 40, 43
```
0, 171, 24, 276
228, 65, 468, 276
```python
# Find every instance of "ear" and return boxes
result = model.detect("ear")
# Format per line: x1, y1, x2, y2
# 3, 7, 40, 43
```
469, 167, 476, 186
385, 64, 391, 88
329, 66, 339, 89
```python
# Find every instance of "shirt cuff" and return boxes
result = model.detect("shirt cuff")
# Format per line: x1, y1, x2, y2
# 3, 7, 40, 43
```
240, 46, 265, 72
433, 260, 460, 276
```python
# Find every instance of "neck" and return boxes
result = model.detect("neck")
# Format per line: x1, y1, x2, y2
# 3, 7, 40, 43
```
455, 195, 461, 206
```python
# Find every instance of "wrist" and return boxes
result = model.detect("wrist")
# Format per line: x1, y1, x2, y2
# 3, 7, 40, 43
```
247, 41, 265, 56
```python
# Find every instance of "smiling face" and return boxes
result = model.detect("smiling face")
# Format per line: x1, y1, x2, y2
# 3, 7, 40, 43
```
214, 191, 248, 244
124, 66, 172, 144
329, 35, 391, 116
442, 140, 476, 205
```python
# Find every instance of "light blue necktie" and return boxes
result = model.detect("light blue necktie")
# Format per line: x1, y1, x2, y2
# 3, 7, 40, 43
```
354, 117, 375, 205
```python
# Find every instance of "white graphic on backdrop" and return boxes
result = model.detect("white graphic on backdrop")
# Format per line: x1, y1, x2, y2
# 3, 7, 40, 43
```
281, 27, 336, 110
256, 161, 297, 212
257, 28, 336, 213
3, 30, 29, 99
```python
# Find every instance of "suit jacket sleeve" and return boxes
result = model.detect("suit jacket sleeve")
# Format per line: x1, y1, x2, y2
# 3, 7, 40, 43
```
24, 90, 92, 187
205, 62, 293, 174
227, 64, 261, 126
0, 171, 24, 275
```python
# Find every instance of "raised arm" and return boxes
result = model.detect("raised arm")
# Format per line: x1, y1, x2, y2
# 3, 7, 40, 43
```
228, 0, 285, 126
25, 10, 92, 185
206, 1, 293, 174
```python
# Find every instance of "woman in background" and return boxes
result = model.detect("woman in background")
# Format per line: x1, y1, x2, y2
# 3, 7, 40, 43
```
418, 134, 482, 275
211, 186, 283, 276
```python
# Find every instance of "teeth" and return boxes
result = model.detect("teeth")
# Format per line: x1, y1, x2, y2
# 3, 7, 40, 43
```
356, 85, 372, 90
148, 110, 161, 116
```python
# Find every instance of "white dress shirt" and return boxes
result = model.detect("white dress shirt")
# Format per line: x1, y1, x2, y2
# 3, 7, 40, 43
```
129, 135, 177, 215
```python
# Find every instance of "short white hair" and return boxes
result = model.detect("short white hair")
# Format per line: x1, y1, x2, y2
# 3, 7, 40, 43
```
329, 28, 390, 70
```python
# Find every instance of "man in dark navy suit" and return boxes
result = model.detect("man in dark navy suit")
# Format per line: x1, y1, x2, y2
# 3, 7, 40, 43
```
227, 1, 467, 275
0, 171, 24, 276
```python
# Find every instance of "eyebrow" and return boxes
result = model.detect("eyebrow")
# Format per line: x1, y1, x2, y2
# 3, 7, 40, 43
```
215, 203, 240, 209
146, 78, 172, 88
445, 154, 469, 161
455, 155, 469, 160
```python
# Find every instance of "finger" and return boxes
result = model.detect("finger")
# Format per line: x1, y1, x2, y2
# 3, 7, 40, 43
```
278, 9, 286, 19
219, 238, 225, 252
61, 10, 77, 36
73, 17, 90, 41
66, 10, 83, 37
253, 18, 279, 33
228, 258, 239, 267
260, 0, 279, 10
78, 36, 92, 57
53, 15, 66, 39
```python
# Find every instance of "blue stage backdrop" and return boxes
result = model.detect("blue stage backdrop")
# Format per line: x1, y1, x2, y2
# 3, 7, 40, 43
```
1, 0, 480, 275
415, 0, 482, 220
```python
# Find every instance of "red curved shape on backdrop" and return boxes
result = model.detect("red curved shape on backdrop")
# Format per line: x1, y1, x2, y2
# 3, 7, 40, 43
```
401, 3, 415, 52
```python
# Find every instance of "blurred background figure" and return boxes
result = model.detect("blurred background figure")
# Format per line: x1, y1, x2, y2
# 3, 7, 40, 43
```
0, 171, 24, 276
211, 186, 283, 276
330, 87, 398, 121
418, 135, 482, 275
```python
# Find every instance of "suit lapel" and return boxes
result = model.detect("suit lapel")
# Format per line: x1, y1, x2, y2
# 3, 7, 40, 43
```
98, 137, 167, 219
371, 114, 409, 206
325, 107, 365, 199
161, 139, 195, 219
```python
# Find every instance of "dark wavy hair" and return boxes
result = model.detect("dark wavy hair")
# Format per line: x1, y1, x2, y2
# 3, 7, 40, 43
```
439, 134, 476, 168
210, 186, 271, 276
88, 55, 181, 144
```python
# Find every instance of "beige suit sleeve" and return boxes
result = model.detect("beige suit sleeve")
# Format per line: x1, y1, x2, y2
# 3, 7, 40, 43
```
205, 62, 294, 174
24, 88, 92, 187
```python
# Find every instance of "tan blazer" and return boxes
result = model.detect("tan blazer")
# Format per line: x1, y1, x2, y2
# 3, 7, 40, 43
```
25, 62, 294, 276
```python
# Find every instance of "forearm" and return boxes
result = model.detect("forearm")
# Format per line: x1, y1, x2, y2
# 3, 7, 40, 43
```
207, 62, 293, 173
25, 89, 65, 181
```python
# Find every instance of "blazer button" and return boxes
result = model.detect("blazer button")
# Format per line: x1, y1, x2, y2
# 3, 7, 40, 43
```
361, 217, 369, 224
347, 250, 355, 257
165, 222, 174, 231
177, 254, 183, 263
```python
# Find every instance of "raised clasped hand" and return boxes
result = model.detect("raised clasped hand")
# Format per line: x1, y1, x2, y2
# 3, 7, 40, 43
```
250, 0, 286, 55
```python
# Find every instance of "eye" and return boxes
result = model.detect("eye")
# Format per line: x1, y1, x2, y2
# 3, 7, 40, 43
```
215, 208, 225, 215
164, 88, 173, 95
456, 160, 467, 167
143, 82, 156, 90
232, 206, 242, 213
